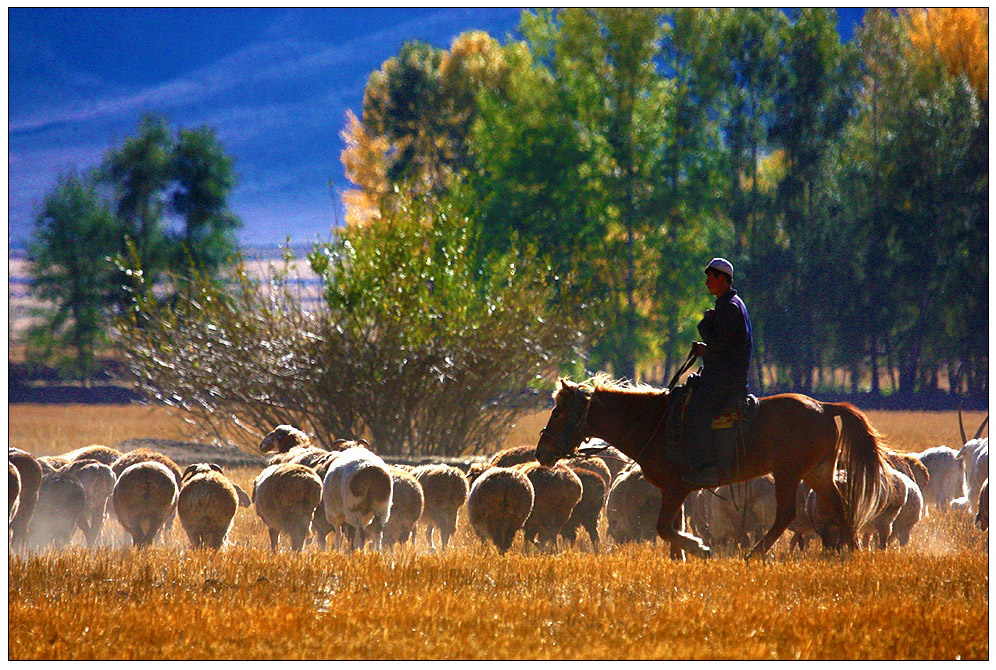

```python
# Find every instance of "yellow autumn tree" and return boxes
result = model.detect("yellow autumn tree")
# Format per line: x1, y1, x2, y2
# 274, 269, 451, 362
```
340, 109, 390, 228
902, 8, 988, 102
339, 31, 516, 229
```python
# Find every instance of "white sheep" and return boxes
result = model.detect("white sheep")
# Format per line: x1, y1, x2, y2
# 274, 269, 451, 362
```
811, 466, 923, 550
177, 463, 252, 550
956, 410, 989, 515
252, 462, 323, 552
959, 438, 988, 515
112, 461, 179, 548
887, 469, 923, 547
322, 445, 393, 552
687, 475, 778, 549
908, 446, 966, 510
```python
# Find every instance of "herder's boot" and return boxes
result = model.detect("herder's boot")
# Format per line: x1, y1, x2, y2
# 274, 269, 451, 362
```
680, 420, 720, 488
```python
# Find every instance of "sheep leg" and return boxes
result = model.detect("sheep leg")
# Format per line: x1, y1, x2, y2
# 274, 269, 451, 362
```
585, 522, 600, 554
76, 515, 94, 547
342, 524, 358, 552
268, 527, 280, 552
370, 518, 385, 552
289, 528, 307, 552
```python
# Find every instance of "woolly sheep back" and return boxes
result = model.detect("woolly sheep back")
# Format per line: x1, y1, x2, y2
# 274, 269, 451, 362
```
113, 461, 179, 548
177, 463, 250, 550
411, 463, 468, 550
382, 466, 424, 550
9, 462, 21, 525
29, 471, 87, 549
488, 445, 536, 468
8, 448, 43, 550
606, 465, 661, 544
560, 460, 608, 551
61, 444, 124, 467
253, 462, 322, 551
515, 462, 583, 551
64, 459, 116, 547
467, 466, 534, 554
112, 448, 183, 491
322, 446, 393, 552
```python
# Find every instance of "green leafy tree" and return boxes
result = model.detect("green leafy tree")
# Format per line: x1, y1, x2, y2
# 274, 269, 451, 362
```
26, 173, 124, 380
27, 113, 242, 380
171, 125, 241, 273
516, 8, 674, 381
101, 113, 174, 301
101, 113, 242, 304
763, 9, 861, 392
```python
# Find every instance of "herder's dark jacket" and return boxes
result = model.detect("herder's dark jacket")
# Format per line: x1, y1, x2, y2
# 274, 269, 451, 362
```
696, 288, 753, 396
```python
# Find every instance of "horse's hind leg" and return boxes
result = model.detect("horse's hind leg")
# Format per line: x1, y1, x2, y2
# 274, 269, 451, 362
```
656, 486, 711, 558
747, 476, 799, 559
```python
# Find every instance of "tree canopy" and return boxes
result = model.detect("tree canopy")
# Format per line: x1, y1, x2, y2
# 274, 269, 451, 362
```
27, 114, 242, 377
338, 8, 988, 398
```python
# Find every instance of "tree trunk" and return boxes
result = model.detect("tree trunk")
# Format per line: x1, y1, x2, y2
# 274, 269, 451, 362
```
870, 333, 881, 395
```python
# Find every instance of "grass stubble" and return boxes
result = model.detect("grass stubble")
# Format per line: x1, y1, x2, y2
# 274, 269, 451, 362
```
7, 406, 990, 660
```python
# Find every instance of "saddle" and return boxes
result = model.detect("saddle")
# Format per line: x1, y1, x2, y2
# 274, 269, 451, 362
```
666, 375, 759, 473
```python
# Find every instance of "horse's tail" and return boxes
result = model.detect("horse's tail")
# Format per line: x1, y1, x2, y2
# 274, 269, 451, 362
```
824, 402, 887, 547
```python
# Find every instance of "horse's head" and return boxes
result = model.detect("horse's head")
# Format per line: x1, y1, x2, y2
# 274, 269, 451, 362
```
536, 378, 593, 466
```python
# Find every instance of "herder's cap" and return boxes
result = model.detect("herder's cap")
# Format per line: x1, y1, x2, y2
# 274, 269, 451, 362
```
705, 257, 734, 278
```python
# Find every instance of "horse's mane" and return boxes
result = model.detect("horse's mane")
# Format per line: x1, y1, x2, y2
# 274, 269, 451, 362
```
556, 372, 664, 399
589, 372, 662, 396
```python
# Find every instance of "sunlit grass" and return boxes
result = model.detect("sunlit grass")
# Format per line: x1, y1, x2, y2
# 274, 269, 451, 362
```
8, 541, 987, 660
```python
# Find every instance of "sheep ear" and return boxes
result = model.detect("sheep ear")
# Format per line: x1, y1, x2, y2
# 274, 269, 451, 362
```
209, 463, 223, 473
234, 484, 251, 508
182, 464, 200, 480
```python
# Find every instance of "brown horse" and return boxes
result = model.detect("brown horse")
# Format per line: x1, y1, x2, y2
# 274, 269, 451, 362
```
535, 375, 888, 559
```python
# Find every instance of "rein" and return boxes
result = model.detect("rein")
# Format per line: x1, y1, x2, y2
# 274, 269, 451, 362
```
573, 352, 700, 463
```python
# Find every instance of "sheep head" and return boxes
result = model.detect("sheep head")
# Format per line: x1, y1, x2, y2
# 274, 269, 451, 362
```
260, 425, 310, 454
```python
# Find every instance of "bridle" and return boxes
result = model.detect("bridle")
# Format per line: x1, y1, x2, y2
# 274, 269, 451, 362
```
541, 385, 593, 460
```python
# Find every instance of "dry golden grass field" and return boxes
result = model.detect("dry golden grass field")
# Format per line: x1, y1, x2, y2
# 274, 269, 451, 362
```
7, 404, 990, 660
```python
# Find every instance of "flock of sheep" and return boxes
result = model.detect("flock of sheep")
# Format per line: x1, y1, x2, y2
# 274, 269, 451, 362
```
7, 416, 989, 556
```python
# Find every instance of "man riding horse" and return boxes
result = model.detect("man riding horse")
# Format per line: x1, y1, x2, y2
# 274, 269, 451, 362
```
678, 257, 753, 488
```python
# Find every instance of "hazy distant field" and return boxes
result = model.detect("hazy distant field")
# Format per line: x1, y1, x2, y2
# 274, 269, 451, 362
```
7, 404, 989, 660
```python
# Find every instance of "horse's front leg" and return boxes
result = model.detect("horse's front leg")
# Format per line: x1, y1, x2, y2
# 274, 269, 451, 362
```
656, 486, 712, 559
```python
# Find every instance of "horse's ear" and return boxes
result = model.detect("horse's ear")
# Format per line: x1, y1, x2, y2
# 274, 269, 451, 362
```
553, 378, 572, 405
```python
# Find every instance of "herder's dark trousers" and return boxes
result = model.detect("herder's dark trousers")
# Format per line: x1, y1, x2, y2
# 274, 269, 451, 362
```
677, 380, 741, 469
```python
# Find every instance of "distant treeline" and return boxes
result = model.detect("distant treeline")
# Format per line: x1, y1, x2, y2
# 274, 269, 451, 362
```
337, 8, 987, 400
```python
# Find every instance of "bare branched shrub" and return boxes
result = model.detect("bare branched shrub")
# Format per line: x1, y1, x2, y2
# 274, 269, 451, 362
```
117, 197, 581, 455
